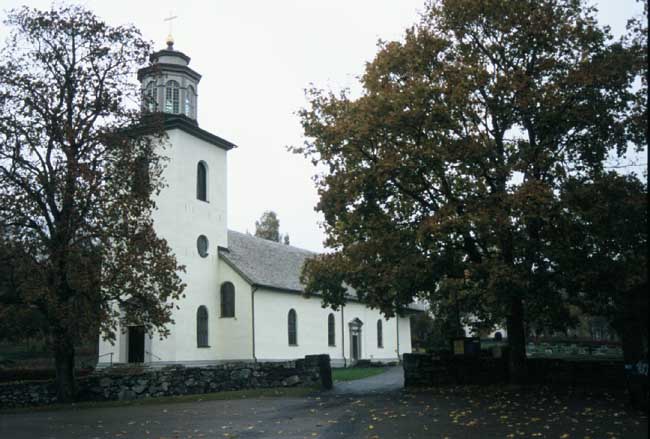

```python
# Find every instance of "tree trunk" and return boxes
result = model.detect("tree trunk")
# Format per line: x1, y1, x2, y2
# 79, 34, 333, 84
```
507, 296, 528, 385
53, 332, 76, 403
621, 285, 648, 408
621, 285, 647, 365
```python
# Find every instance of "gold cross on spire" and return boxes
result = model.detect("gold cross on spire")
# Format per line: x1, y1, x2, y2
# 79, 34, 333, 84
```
164, 11, 178, 49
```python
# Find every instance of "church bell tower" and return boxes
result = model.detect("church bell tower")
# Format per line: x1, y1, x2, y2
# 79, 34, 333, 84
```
137, 36, 201, 123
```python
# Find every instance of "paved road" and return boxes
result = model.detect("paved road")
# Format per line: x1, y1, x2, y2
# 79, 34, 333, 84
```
1, 370, 647, 439
332, 366, 403, 395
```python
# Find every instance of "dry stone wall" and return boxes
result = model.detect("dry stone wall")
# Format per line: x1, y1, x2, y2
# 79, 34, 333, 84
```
0, 354, 332, 409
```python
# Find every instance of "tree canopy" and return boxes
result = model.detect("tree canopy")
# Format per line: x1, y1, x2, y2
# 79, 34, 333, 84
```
293, 0, 646, 382
0, 6, 185, 401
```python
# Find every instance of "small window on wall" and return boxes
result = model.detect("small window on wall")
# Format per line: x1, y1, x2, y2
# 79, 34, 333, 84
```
377, 319, 383, 348
197, 235, 209, 257
327, 313, 335, 346
197, 306, 209, 347
288, 309, 297, 346
220, 282, 235, 317
196, 161, 207, 201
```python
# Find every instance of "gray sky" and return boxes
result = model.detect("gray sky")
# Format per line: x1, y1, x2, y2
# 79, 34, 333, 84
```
0, 0, 645, 252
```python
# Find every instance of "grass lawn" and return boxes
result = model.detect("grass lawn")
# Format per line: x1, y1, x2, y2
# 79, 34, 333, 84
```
332, 367, 387, 382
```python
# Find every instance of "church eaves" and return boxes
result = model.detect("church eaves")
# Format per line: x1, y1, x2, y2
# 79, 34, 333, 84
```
164, 114, 236, 151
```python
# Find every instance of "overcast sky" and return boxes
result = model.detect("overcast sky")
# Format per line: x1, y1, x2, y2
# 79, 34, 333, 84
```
0, 0, 645, 252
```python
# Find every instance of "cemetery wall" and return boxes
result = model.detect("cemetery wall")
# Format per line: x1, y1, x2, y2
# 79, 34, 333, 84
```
0, 354, 332, 409
403, 353, 627, 388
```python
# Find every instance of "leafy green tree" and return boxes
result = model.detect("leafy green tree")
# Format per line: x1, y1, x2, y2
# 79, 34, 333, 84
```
0, 6, 185, 402
255, 210, 290, 244
293, 0, 642, 383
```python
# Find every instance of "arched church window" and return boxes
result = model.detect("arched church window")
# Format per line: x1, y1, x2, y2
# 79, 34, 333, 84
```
145, 81, 157, 112
328, 313, 335, 346
377, 319, 383, 348
197, 306, 209, 347
185, 85, 196, 118
220, 282, 235, 317
197, 235, 209, 258
165, 80, 180, 113
197, 161, 207, 201
288, 309, 297, 346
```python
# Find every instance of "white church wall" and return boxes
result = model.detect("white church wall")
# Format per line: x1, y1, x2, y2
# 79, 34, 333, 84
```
147, 128, 229, 364
253, 288, 342, 362
214, 260, 254, 361
98, 333, 119, 365
398, 315, 413, 358
341, 302, 404, 363
253, 288, 413, 366
152, 129, 228, 251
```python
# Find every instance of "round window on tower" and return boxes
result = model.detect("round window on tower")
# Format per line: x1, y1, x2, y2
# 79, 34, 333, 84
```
197, 235, 209, 258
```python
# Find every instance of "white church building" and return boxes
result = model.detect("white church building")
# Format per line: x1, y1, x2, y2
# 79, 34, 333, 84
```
98, 39, 419, 368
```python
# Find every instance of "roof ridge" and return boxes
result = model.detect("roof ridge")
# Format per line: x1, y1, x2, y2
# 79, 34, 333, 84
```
227, 229, 316, 255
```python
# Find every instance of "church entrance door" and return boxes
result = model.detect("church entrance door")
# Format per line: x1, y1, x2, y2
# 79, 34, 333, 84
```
128, 326, 145, 363
348, 318, 363, 364
352, 334, 360, 361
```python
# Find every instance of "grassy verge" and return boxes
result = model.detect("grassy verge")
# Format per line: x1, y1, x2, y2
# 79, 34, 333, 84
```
332, 367, 387, 382
0, 386, 315, 414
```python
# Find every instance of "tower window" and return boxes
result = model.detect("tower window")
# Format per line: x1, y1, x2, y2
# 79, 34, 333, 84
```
185, 85, 196, 118
197, 161, 207, 201
165, 80, 180, 113
288, 309, 297, 346
220, 282, 235, 317
145, 81, 157, 112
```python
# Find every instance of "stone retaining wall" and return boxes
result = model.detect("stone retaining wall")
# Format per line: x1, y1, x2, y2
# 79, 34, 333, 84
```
403, 353, 626, 388
0, 354, 332, 409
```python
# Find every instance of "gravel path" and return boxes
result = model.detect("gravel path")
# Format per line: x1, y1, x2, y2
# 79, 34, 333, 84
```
332, 366, 403, 395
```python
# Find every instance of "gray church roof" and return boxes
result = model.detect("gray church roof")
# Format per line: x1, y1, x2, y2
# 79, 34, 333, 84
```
220, 230, 425, 312
220, 230, 314, 293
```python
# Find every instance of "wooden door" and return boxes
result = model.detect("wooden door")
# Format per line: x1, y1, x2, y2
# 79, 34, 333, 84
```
128, 326, 145, 363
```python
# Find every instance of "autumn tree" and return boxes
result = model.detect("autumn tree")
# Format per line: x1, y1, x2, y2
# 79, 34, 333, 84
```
0, 6, 185, 402
255, 210, 290, 244
554, 173, 648, 364
294, 0, 643, 383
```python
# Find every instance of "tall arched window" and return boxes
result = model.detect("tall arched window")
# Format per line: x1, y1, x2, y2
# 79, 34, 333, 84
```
197, 306, 209, 347
377, 319, 383, 348
165, 80, 180, 113
327, 313, 335, 347
288, 309, 297, 346
220, 282, 235, 317
145, 81, 157, 111
185, 85, 196, 118
197, 161, 207, 201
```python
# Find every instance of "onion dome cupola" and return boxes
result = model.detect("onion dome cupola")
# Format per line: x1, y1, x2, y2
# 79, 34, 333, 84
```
137, 38, 201, 123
